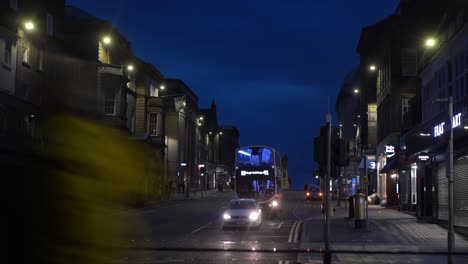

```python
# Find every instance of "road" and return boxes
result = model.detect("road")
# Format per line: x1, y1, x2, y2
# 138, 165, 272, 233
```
114, 190, 321, 264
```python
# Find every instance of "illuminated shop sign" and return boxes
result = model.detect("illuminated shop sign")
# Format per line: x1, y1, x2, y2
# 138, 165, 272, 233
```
434, 113, 462, 137
241, 170, 269, 176
418, 155, 430, 161
385, 145, 395, 158
369, 161, 376, 169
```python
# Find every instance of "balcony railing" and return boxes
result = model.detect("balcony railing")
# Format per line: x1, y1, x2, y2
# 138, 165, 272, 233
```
148, 96, 164, 108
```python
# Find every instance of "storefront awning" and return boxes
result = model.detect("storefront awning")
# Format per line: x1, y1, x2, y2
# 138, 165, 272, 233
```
379, 157, 400, 173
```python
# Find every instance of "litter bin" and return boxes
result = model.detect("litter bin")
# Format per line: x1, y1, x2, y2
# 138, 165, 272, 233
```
348, 196, 354, 219
354, 193, 366, 228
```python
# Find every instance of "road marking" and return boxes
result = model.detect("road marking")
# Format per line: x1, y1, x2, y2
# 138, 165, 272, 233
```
276, 221, 284, 230
293, 221, 303, 243
288, 221, 298, 242
190, 221, 212, 234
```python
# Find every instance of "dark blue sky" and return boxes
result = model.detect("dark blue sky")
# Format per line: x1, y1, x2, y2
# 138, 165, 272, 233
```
67, 0, 398, 189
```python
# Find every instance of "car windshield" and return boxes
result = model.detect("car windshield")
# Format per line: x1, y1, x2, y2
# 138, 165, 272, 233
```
5, 1, 467, 264
227, 201, 256, 210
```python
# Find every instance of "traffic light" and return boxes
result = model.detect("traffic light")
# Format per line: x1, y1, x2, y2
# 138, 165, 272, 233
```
200, 167, 205, 177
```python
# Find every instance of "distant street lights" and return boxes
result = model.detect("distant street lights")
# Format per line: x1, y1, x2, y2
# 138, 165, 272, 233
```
354, 88, 359, 94
369, 65, 376, 71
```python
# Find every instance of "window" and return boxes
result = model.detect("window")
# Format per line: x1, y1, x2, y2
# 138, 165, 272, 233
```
104, 88, 116, 115
46, 13, 54, 36
149, 113, 158, 135
98, 41, 111, 64
401, 98, 410, 128
22, 42, 30, 64
38, 48, 44, 71
3, 38, 12, 65
150, 83, 158, 97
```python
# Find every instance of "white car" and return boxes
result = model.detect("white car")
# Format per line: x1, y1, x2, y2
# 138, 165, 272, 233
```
222, 199, 262, 229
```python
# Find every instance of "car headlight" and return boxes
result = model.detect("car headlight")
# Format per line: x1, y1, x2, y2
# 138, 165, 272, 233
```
272, 200, 278, 207
223, 213, 231, 220
249, 212, 259, 220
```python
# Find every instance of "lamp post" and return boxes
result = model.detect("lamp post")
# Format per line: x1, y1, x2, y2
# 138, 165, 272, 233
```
433, 94, 454, 264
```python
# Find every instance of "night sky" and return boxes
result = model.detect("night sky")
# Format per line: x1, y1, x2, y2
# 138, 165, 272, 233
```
67, 0, 398, 189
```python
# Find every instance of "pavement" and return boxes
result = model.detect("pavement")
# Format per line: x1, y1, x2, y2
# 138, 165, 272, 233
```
297, 202, 468, 264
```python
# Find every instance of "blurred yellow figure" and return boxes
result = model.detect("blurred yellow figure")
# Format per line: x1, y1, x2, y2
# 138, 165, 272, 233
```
8, 114, 166, 263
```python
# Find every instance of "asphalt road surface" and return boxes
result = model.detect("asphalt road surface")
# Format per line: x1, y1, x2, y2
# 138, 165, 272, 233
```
115, 190, 321, 264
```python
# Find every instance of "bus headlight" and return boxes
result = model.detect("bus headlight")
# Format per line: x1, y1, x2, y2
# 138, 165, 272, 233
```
272, 200, 278, 207
249, 212, 259, 220
223, 213, 231, 220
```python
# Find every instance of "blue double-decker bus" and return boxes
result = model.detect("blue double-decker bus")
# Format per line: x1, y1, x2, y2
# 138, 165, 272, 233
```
234, 146, 283, 215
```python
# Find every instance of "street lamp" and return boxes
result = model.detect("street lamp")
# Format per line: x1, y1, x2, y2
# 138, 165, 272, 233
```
24, 21, 34, 31
160, 85, 165, 90
425, 38, 436, 48
369, 65, 377, 71
432, 95, 455, 263
102, 36, 111, 45
354, 89, 359, 94
127, 65, 134, 71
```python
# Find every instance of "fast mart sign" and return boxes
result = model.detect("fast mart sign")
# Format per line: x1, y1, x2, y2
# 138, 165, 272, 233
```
434, 113, 462, 137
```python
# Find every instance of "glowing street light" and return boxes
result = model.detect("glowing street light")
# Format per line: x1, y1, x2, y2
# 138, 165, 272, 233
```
127, 65, 134, 71
24, 21, 34, 31
160, 85, 165, 90
369, 65, 376, 71
354, 89, 359, 94
102, 36, 111, 45
425, 38, 436, 48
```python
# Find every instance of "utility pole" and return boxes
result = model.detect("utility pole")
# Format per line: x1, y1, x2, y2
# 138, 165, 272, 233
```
324, 99, 332, 264
448, 94, 454, 264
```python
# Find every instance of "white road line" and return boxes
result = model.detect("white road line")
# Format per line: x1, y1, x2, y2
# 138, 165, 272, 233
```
190, 221, 212, 234
276, 221, 284, 230
288, 221, 298, 242
293, 221, 303, 243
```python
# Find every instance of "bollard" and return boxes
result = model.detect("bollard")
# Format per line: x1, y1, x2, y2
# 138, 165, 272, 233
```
348, 196, 354, 218
354, 193, 366, 228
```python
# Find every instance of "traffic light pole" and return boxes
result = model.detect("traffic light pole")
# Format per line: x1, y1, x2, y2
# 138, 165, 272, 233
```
324, 112, 331, 264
